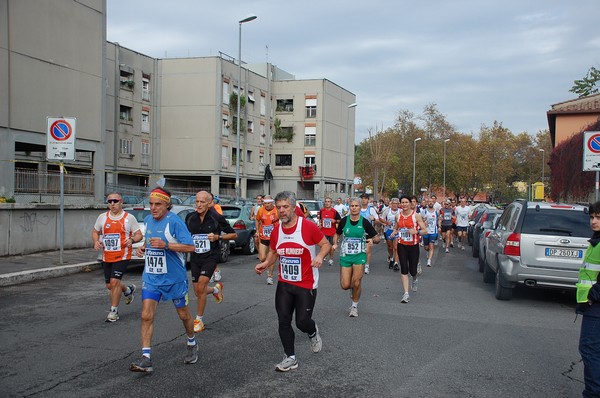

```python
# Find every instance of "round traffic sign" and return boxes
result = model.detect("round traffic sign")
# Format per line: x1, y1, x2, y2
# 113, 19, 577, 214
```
49, 120, 73, 141
588, 133, 600, 154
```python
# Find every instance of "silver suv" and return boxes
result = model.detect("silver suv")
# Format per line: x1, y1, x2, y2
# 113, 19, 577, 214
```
483, 200, 589, 300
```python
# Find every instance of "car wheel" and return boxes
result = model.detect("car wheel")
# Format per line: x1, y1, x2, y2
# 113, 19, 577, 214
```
218, 239, 230, 263
483, 259, 495, 283
472, 240, 479, 257
243, 233, 256, 255
494, 267, 513, 300
478, 249, 485, 272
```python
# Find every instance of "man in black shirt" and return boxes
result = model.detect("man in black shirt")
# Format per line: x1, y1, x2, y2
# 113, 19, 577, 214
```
185, 191, 237, 332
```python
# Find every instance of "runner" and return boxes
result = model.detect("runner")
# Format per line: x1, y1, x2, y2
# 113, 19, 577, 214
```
439, 199, 455, 253
256, 195, 279, 284
391, 195, 427, 303
455, 197, 471, 250
255, 191, 330, 372
250, 195, 263, 253
92, 192, 142, 322
185, 191, 237, 333
209, 192, 224, 282
379, 197, 400, 271
359, 193, 378, 274
421, 198, 439, 267
130, 187, 197, 373
333, 197, 380, 317
334, 197, 348, 218
318, 197, 341, 266
431, 194, 442, 212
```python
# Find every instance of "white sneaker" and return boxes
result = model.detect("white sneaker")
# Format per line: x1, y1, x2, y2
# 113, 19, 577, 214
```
401, 292, 410, 303
445, 248, 449, 253
417, 263, 423, 275
275, 355, 298, 372
426, 260, 431, 267
364, 264, 370, 275
213, 269, 222, 282
328, 259, 333, 266
106, 311, 119, 322
412, 279, 418, 292
310, 324, 322, 353
349, 306, 358, 317
266, 276, 274, 285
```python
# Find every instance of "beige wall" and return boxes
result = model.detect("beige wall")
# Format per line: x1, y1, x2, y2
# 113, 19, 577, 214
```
555, 114, 600, 146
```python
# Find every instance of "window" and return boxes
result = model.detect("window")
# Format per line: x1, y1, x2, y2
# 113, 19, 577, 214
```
246, 150, 252, 163
304, 126, 316, 146
222, 115, 229, 137
120, 69, 134, 90
119, 139, 133, 155
248, 90, 255, 103
260, 94, 266, 116
276, 99, 294, 112
275, 154, 292, 167
119, 105, 132, 123
221, 146, 229, 168
259, 154, 265, 164
260, 123, 266, 145
223, 81, 230, 104
305, 98, 317, 118
142, 77, 150, 101
141, 141, 150, 156
304, 155, 316, 167
141, 111, 149, 132
247, 120, 254, 133
232, 147, 238, 164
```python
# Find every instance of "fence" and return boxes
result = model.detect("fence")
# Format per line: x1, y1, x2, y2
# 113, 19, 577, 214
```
14, 168, 95, 204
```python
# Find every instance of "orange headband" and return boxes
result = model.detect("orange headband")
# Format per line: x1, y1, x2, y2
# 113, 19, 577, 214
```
150, 188, 170, 203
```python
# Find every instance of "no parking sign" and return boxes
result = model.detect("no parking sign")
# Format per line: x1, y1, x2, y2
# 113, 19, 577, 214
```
47, 117, 76, 161
583, 131, 600, 171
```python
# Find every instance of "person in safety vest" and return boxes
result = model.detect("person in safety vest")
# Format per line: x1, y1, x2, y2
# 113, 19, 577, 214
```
576, 200, 600, 397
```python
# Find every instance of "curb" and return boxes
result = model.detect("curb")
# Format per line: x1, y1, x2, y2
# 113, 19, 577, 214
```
0, 261, 101, 287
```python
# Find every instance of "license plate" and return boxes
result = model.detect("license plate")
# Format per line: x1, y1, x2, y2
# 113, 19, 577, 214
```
544, 248, 583, 258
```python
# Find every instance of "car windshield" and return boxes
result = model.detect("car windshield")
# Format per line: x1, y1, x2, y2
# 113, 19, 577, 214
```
521, 208, 589, 237
127, 209, 150, 223
301, 202, 320, 212
222, 207, 241, 219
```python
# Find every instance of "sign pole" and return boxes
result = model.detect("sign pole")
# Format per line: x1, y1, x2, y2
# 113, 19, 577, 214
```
60, 162, 65, 264
596, 171, 599, 202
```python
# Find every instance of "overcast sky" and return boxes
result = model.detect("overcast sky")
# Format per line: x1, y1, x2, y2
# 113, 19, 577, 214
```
107, 0, 600, 143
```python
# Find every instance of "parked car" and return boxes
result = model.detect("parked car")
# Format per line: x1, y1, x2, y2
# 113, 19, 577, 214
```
107, 205, 230, 263
221, 204, 257, 254
467, 203, 494, 246
471, 208, 503, 258
483, 200, 590, 300
139, 195, 184, 205
297, 200, 323, 219
477, 212, 502, 272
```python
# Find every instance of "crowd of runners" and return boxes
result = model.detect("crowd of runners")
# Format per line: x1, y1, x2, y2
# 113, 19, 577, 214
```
92, 189, 477, 374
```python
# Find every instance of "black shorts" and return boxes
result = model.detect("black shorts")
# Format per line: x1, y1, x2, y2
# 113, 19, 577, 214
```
191, 257, 218, 283
102, 260, 129, 284
260, 239, 271, 247
324, 235, 334, 244
441, 225, 452, 233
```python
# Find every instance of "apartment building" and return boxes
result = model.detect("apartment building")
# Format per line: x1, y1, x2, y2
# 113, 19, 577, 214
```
0, 0, 357, 203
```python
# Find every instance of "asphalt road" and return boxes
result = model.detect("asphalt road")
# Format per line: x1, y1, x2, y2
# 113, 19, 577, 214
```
0, 241, 586, 397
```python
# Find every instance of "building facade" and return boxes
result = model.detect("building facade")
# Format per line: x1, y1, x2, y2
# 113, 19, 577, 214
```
0, 0, 356, 203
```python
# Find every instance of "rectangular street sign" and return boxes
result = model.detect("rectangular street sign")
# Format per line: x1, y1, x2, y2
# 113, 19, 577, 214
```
583, 131, 600, 171
47, 117, 76, 161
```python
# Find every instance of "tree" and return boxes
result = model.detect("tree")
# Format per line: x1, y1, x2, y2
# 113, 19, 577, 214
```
570, 66, 600, 98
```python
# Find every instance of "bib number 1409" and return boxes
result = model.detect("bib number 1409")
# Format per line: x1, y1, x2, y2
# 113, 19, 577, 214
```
280, 256, 302, 282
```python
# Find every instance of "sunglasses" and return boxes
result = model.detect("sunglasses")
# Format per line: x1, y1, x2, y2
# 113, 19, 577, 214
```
107, 199, 121, 204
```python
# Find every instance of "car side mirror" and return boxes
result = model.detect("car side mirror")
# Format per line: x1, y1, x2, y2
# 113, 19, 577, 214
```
469, 220, 475, 227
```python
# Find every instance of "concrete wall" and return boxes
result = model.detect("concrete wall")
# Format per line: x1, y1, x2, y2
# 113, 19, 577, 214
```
0, 204, 107, 256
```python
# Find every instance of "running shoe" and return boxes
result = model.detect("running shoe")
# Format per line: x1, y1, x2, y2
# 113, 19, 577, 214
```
213, 282, 224, 303
349, 306, 358, 317
388, 259, 394, 269
401, 292, 410, 303
184, 343, 199, 364
213, 269, 222, 282
275, 356, 298, 372
450, 242, 454, 248
106, 311, 119, 322
417, 263, 423, 275
328, 259, 333, 266
124, 284, 136, 305
194, 318, 205, 333
393, 263, 399, 272
130, 356, 153, 372
310, 324, 322, 353
412, 279, 418, 292
445, 248, 449, 253
426, 259, 431, 267
461, 245, 465, 250
266, 276, 274, 285
364, 264, 370, 275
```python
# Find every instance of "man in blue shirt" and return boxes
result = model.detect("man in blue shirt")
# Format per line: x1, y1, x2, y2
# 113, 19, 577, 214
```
129, 187, 196, 373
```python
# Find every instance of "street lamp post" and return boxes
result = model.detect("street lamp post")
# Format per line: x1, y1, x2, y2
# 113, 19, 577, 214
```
345, 103, 357, 196
539, 148, 545, 183
235, 14, 257, 203
412, 137, 422, 195
443, 138, 450, 200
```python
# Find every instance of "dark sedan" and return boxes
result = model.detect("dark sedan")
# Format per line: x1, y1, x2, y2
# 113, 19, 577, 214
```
221, 204, 257, 255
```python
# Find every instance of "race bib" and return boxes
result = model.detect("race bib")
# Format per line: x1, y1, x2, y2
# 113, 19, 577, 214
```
263, 224, 274, 238
427, 218, 436, 234
145, 247, 168, 274
322, 218, 332, 228
280, 256, 302, 282
443, 213, 452, 221
399, 228, 412, 243
342, 237, 362, 255
103, 233, 120, 252
192, 234, 210, 254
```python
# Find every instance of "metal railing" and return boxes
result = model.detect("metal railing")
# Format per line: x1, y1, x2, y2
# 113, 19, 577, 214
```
15, 168, 94, 194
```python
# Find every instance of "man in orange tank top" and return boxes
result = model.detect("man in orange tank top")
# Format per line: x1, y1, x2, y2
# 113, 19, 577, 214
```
92, 192, 142, 322
256, 195, 279, 284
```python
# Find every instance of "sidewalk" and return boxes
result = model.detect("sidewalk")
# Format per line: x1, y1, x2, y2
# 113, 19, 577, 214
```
0, 248, 101, 287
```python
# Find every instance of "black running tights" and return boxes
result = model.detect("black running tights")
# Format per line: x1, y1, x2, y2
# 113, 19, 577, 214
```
275, 281, 317, 357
